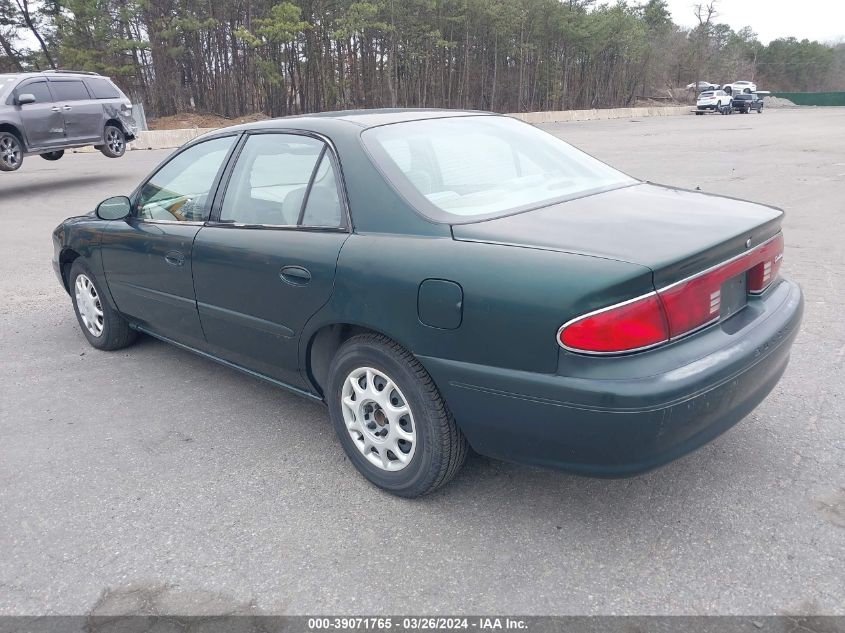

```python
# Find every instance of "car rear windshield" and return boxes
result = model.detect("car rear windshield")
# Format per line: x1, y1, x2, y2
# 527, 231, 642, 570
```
700, 92, 714, 97
361, 116, 636, 223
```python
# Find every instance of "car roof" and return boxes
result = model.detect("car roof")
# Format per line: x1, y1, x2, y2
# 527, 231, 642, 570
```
228, 108, 497, 133
3, 70, 104, 81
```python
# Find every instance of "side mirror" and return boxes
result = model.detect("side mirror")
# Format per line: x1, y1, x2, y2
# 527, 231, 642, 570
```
17, 93, 36, 106
96, 196, 132, 220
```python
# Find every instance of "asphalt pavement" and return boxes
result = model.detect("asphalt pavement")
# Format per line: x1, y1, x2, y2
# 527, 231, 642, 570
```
0, 108, 843, 616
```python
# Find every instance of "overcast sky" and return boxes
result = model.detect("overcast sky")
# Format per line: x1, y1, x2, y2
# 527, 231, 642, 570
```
664, 0, 845, 44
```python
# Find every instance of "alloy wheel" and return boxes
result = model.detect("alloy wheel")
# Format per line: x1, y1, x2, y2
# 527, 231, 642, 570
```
0, 135, 21, 169
341, 367, 416, 471
74, 274, 104, 337
106, 128, 124, 155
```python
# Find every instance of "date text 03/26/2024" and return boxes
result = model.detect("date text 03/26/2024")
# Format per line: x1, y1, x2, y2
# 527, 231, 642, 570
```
307, 617, 528, 630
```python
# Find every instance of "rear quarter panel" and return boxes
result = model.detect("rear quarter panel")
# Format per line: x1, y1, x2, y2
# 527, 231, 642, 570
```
304, 234, 654, 375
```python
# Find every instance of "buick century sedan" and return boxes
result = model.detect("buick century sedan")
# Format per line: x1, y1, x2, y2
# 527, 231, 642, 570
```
53, 109, 804, 497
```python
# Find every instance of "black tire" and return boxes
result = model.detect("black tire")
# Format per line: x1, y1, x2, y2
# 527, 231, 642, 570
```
0, 131, 23, 171
100, 125, 126, 158
757, 106, 763, 113
69, 259, 137, 350
327, 333, 468, 497
40, 150, 64, 161
695, 111, 703, 115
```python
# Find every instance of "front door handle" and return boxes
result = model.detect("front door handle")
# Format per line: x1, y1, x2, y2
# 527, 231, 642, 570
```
51, 106, 61, 112
164, 251, 185, 267
280, 265, 311, 286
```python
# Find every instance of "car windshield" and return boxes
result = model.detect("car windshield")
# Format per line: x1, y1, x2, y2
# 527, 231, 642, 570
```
361, 116, 636, 222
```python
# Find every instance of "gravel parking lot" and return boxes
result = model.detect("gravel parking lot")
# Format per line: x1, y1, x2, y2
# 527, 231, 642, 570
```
0, 108, 842, 616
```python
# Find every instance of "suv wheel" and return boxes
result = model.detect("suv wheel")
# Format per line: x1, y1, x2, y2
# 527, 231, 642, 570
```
100, 125, 126, 158
41, 150, 65, 161
0, 132, 23, 171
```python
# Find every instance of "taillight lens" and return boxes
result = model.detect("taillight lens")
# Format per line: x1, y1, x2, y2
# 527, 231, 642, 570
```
559, 234, 784, 354
559, 293, 669, 354
747, 235, 784, 293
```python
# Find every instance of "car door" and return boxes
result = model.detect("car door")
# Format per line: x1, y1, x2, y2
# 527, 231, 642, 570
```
192, 131, 350, 388
100, 134, 239, 348
48, 79, 103, 144
14, 79, 65, 149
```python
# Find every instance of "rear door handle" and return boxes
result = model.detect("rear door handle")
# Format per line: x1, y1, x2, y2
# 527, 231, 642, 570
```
164, 251, 185, 267
62, 105, 72, 111
280, 265, 311, 286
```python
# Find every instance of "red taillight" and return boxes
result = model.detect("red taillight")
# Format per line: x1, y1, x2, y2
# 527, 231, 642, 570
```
558, 293, 670, 354
559, 234, 784, 354
747, 234, 784, 293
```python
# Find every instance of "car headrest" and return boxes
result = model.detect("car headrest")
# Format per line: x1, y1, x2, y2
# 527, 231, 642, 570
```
281, 187, 308, 225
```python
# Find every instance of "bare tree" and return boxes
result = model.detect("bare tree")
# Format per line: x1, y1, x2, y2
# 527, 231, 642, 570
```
13, 0, 54, 68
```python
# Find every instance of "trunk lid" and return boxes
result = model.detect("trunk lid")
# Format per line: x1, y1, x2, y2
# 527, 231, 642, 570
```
451, 183, 783, 287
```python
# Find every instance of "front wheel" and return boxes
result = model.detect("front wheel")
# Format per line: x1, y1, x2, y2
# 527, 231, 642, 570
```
41, 150, 64, 161
69, 260, 137, 350
327, 334, 468, 497
100, 125, 126, 158
0, 132, 23, 171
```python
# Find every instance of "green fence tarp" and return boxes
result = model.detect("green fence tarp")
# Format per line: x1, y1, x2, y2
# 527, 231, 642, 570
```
771, 92, 845, 106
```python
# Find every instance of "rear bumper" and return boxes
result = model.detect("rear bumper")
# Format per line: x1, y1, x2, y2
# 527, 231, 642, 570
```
420, 278, 803, 476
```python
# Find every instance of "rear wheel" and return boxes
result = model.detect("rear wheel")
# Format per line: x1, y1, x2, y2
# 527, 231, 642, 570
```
327, 334, 468, 497
40, 150, 64, 161
100, 125, 126, 158
0, 132, 23, 171
69, 260, 137, 350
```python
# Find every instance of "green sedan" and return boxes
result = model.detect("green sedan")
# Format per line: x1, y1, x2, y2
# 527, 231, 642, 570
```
52, 110, 804, 497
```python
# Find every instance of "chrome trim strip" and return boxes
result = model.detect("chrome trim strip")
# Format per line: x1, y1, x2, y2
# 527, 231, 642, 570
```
556, 291, 670, 356
205, 221, 347, 232
135, 219, 206, 226
658, 232, 780, 293
556, 232, 783, 356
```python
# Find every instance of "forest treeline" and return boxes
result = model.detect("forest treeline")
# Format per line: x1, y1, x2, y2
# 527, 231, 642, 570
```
1, 0, 844, 118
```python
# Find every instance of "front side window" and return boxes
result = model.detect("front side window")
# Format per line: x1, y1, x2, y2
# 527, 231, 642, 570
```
17, 80, 52, 104
220, 133, 344, 228
49, 80, 91, 102
135, 135, 236, 222
362, 115, 636, 222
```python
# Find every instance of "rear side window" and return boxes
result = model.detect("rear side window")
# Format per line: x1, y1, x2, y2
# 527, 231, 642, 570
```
17, 80, 52, 104
85, 77, 121, 99
220, 133, 344, 228
49, 80, 91, 102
